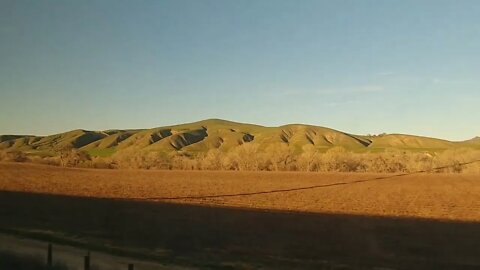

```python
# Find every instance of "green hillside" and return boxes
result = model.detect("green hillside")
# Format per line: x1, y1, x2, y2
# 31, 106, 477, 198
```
1, 119, 478, 157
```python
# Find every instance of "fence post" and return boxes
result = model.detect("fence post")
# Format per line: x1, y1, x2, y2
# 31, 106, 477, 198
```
84, 252, 90, 270
128, 263, 134, 270
47, 243, 52, 266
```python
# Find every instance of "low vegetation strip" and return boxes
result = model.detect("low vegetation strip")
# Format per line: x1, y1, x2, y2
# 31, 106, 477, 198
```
2, 145, 480, 174
1, 162, 480, 221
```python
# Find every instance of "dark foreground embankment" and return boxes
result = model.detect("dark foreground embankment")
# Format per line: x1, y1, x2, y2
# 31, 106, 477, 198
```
0, 190, 479, 269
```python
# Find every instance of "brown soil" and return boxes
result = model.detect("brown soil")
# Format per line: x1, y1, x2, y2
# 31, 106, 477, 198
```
1, 162, 479, 221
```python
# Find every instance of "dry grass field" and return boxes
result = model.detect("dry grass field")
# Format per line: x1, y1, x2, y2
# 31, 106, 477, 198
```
1, 162, 479, 221
1, 162, 480, 269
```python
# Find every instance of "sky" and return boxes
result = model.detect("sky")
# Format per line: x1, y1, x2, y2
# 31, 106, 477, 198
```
1, 0, 479, 141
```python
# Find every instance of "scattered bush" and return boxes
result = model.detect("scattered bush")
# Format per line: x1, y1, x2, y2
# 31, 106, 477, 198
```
2, 144, 480, 173
0, 150, 28, 162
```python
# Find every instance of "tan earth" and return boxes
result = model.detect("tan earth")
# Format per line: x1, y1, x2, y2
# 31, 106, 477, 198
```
1, 162, 479, 222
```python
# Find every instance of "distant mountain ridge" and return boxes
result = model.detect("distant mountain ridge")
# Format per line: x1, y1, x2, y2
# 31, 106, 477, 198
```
1, 119, 479, 157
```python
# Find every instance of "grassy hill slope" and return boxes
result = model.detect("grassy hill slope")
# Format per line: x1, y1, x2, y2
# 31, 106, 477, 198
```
0, 119, 477, 157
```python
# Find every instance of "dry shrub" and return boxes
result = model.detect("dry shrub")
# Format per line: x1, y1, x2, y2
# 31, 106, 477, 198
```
169, 152, 199, 170
361, 149, 409, 173
0, 150, 28, 162
107, 147, 480, 173
91, 156, 115, 169
297, 145, 320, 172
432, 148, 480, 173
318, 147, 365, 172
227, 143, 262, 171
112, 149, 169, 169
265, 143, 295, 171
60, 149, 91, 167
111, 148, 142, 169
404, 152, 435, 172
29, 155, 61, 166
2, 144, 480, 173
200, 149, 223, 170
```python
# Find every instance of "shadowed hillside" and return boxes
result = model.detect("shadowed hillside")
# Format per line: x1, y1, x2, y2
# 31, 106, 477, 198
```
1, 119, 479, 158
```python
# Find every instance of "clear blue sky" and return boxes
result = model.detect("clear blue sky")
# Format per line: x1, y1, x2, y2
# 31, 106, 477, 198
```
1, 0, 479, 141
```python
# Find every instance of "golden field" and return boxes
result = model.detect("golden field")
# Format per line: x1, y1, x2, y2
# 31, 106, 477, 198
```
1, 162, 479, 222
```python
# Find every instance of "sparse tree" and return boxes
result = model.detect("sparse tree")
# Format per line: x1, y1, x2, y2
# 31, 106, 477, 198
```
58, 145, 90, 167
200, 149, 223, 170
297, 145, 319, 172
0, 150, 28, 162
230, 143, 260, 171
265, 143, 295, 171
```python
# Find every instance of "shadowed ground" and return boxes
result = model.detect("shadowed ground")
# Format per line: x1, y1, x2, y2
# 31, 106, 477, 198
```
0, 233, 187, 270
0, 190, 480, 269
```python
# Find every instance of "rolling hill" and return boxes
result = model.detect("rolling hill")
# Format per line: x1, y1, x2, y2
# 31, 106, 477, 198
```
0, 119, 478, 157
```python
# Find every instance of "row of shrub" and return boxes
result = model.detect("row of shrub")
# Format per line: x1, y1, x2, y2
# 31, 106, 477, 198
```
109, 144, 480, 173
1, 144, 480, 173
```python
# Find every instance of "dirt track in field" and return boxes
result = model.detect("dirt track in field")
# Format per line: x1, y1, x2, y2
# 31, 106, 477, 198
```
1, 162, 480, 221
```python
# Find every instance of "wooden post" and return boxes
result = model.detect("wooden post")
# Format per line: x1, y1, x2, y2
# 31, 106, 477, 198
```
47, 243, 52, 266
128, 263, 134, 270
84, 253, 90, 270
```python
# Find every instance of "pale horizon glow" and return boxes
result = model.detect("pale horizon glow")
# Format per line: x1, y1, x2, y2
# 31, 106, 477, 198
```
1, 0, 479, 141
